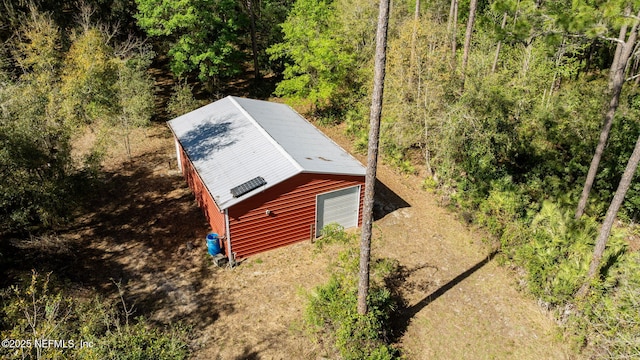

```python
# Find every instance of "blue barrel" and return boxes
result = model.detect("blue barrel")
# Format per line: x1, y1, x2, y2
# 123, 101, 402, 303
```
206, 233, 221, 255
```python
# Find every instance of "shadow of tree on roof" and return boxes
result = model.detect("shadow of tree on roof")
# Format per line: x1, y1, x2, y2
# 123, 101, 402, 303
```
179, 119, 236, 162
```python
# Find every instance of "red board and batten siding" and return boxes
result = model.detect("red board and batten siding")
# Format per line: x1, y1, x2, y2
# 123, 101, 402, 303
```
178, 144, 226, 238
228, 173, 364, 258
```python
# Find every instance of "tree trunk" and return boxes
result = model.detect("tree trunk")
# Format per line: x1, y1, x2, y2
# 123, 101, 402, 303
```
449, 0, 458, 65
243, 0, 260, 81
491, 12, 507, 73
575, 14, 640, 219
545, 40, 566, 108
577, 131, 640, 297
249, 0, 260, 81
461, 0, 478, 88
634, 54, 640, 85
409, 0, 420, 86
581, 40, 596, 79
521, 40, 533, 77
610, 7, 631, 89
357, 0, 390, 316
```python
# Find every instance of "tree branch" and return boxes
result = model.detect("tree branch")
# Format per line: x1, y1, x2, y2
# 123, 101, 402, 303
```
625, 73, 640, 82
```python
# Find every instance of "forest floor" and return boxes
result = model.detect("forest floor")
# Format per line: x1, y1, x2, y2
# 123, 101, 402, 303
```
7, 117, 576, 359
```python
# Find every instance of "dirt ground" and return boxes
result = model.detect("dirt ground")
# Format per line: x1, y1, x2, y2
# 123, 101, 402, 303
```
7, 120, 578, 359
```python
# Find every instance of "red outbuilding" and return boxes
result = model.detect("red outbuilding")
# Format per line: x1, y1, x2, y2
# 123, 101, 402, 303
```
168, 96, 366, 261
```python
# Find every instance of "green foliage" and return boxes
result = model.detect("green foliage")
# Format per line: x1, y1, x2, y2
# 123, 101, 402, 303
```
306, 229, 399, 360
267, 0, 359, 109
475, 176, 531, 239
1, 272, 74, 359
1, 9, 155, 235
574, 252, 640, 358
253, 0, 297, 73
513, 202, 627, 307
553, 0, 636, 40
12, 9, 61, 81
113, 47, 156, 158
92, 320, 190, 360
0, 13, 74, 233
135, 0, 243, 81
268, 0, 640, 357
382, 15, 451, 172
592, 96, 640, 220
494, 201, 639, 358
0, 272, 190, 360
115, 52, 155, 127
421, 177, 438, 191
380, 133, 416, 174
167, 80, 203, 118
60, 28, 118, 126
313, 223, 354, 251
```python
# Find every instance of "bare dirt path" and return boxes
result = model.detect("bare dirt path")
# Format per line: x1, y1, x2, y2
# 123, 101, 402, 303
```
58, 122, 576, 359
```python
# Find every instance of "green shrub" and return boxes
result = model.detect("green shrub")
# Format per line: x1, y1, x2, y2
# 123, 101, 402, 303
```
93, 319, 190, 360
514, 202, 627, 307
306, 229, 399, 360
571, 252, 640, 358
475, 176, 531, 239
421, 177, 438, 192
167, 81, 203, 118
0, 272, 190, 360
314, 223, 355, 251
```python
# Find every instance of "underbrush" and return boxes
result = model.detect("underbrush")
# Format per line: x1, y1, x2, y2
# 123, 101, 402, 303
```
305, 225, 400, 360
0, 271, 190, 360
314, 94, 640, 357
458, 179, 640, 358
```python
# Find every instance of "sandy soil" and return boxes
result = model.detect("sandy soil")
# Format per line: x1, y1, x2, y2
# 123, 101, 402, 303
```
14, 121, 577, 359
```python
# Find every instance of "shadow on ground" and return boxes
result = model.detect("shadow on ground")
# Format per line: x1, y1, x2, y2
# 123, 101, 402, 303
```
373, 179, 411, 220
387, 250, 498, 342
1, 145, 231, 329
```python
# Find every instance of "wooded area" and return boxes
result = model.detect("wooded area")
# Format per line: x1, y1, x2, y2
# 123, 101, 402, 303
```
1, 0, 640, 358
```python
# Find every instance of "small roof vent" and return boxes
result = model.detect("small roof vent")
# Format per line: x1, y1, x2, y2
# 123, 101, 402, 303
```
230, 176, 267, 198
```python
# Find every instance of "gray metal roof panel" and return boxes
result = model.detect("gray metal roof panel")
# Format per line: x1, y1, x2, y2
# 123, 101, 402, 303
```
167, 96, 364, 210
232, 97, 366, 176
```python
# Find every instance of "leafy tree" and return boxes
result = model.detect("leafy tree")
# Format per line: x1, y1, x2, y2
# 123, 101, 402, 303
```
383, 15, 450, 175
113, 48, 156, 159
12, 7, 62, 84
267, 0, 356, 108
60, 27, 118, 126
167, 80, 203, 118
135, 0, 243, 82
0, 9, 73, 234
573, 5, 640, 218
578, 129, 640, 297
0, 80, 73, 233
0, 7, 155, 235
461, 0, 478, 87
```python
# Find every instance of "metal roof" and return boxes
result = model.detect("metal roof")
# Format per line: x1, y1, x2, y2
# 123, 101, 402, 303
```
167, 96, 365, 210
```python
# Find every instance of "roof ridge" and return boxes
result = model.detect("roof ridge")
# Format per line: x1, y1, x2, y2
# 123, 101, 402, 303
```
287, 106, 366, 173
228, 96, 304, 172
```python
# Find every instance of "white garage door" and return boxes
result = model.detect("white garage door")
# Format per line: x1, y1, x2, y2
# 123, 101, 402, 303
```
316, 185, 361, 237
